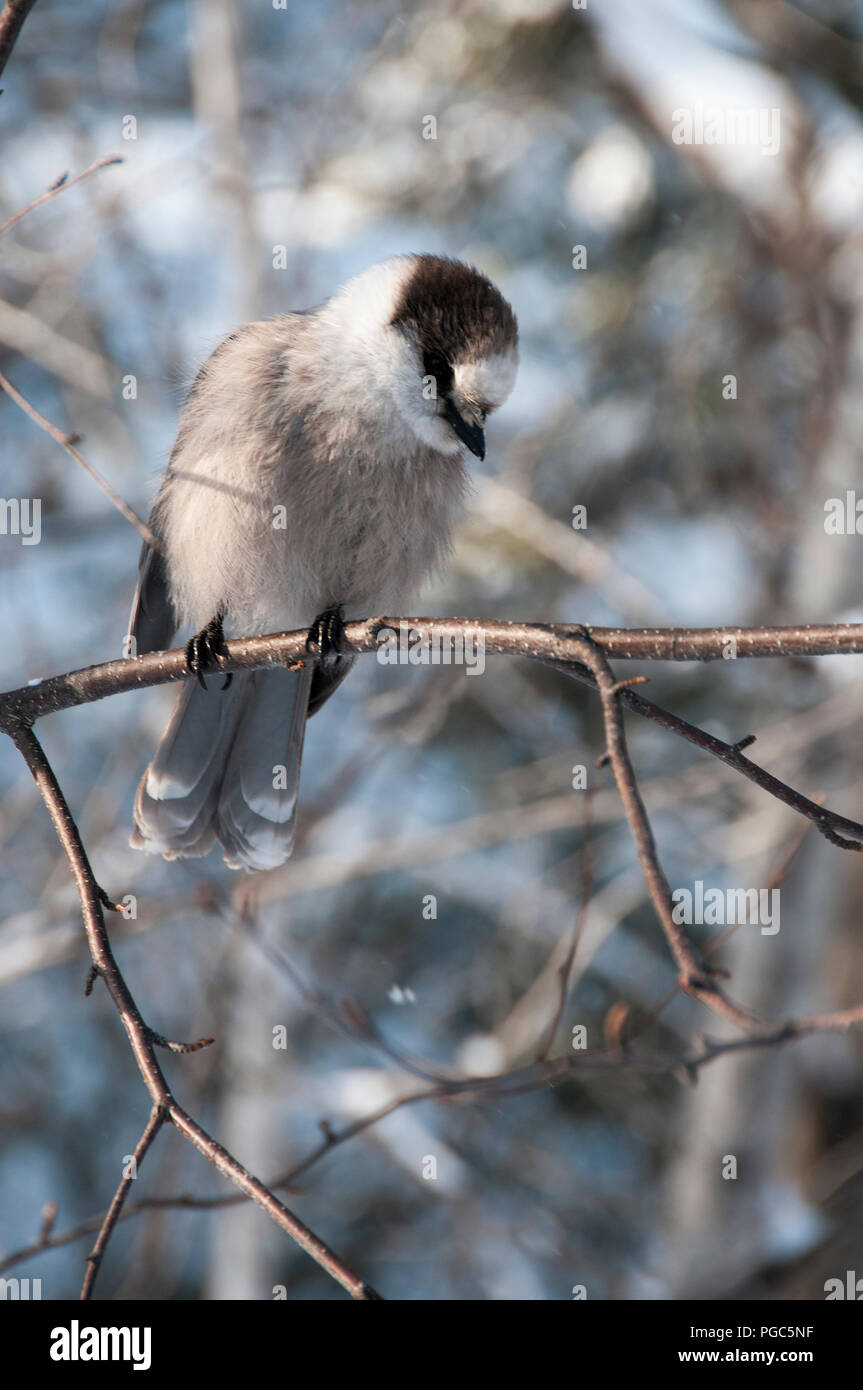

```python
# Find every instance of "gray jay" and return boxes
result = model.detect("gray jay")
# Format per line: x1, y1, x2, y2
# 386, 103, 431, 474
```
128, 254, 518, 870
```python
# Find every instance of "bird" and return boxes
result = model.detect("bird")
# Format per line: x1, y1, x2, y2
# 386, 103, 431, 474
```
128, 254, 519, 871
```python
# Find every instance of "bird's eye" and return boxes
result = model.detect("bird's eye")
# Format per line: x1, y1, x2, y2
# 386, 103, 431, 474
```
423, 349, 453, 397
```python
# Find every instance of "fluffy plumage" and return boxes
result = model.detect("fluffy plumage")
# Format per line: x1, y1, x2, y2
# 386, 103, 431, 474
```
130, 254, 518, 870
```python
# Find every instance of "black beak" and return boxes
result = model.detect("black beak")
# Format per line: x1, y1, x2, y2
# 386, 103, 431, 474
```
444, 398, 485, 460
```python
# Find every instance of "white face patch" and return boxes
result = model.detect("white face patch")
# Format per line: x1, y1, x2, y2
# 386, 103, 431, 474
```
454, 353, 518, 410
321, 257, 417, 343
312, 257, 516, 456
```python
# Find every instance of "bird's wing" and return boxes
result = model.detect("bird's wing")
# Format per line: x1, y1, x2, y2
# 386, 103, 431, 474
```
128, 310, 323, 663
307, 653, 356, 717
128, 537, 177, 655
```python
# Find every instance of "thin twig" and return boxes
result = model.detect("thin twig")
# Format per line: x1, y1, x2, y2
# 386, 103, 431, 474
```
0, 366, 160, 550
5, 995, 863, 1277
6, 718, 381, 1300
81, 1105, 166, 1300
4, 619, 863, 1288
0, 0, 38, 81
556, 628, 773, 1030
0, 154, 123, 236
624, 808, 820, 1046
535, 785, 597, 1060
38, 1200, 58, 1245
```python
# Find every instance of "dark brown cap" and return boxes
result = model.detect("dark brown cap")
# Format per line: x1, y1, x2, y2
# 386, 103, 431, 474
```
391, 255, 518, 371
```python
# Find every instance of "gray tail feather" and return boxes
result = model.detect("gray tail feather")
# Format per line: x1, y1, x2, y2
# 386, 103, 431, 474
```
215, 665, 312, 870
132, 666, 313, 870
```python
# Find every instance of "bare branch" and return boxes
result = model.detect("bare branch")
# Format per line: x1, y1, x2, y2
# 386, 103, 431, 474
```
0, 0, 38, 80
625, 811, 820, 1047
81, 1105, 166, 1301
4, 616, 863, 1292
5, 719, 381, 1300
554, 627, 773, 1031
549, 659, 863, 850
0, 366, 161, 549
535, 785, 596, 1060
0, 154, 123, 236
4, 996, 863, 1278
3, 618, 863, 850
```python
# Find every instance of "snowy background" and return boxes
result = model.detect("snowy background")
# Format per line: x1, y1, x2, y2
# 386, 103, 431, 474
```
2, 0, 863, 1299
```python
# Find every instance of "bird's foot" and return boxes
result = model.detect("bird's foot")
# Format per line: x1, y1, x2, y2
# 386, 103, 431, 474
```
306, 604, 347, 664
186, 613, 232, 690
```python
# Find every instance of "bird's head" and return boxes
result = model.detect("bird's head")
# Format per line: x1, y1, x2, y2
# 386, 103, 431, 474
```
324, 255, 518, 460
390, 255, 519, 460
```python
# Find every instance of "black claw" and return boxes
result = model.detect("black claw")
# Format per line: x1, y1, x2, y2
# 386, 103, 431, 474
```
306, 604, 347, 664
185, 633, 209, 689
185, 613, 231, 690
